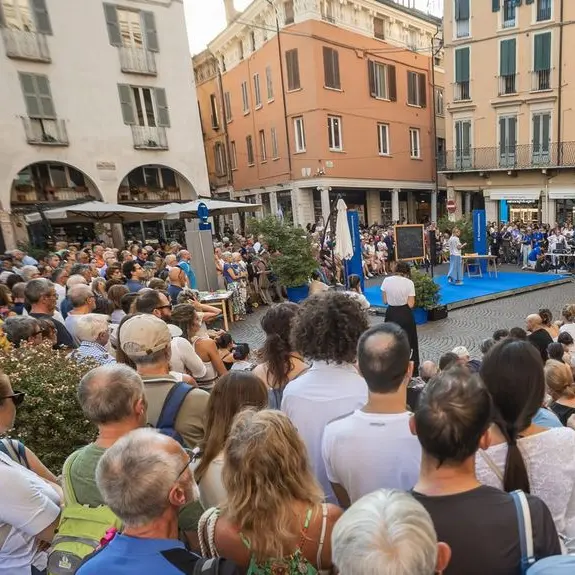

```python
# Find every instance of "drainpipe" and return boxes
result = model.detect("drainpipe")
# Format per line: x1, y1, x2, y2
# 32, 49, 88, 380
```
213, 52, 233, 189
557, 0, 564, 165
430, 27, 442, 223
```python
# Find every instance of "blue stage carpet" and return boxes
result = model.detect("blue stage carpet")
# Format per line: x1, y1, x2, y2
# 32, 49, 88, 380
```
365, 272, 570, 308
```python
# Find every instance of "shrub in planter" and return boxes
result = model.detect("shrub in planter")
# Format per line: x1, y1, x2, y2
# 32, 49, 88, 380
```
0, 343, 98, 472
411, 269, 440, 311
437, 216, 473, 249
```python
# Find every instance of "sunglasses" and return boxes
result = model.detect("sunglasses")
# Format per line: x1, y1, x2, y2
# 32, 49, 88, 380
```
156, 304, 172, 311
0, 391, 25, 406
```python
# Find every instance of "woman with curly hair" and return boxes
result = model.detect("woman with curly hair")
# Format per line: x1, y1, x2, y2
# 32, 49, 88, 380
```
253, 303, 309, 409
282, 291, 369, 503
199, 410, 342, 573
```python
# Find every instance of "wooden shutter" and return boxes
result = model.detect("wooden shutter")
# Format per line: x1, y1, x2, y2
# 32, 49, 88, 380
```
154, 88, 170, 127
500, 38, 516, 76
492, 0, 500, 12
542, 113, 550, 150
20, 73, 41, 117
323, 47, 340, 89
388, 65, 397, 101
117, 84, 135, 125
418, 73, 427, 108
534, 32, 551, 71
286, 49, 300, 90
455, 48, 470, 82
368, 60, 376, 97
103, 4, 122, 47
332, 50, 340, 89
142, 11, 159, 52
455, 0, 470, 20
35, 75, 56, 118
30, 0, 52, 34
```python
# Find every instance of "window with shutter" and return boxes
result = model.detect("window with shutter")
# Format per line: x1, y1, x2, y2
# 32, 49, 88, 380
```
374, 17, 385, 40
407, 71, 426, 107
284, 0, 294, 24
253, 73, 262, 108
117, 84, 135, 124
271, 127, 279, 159
241, 81, 250, 113
454, 47, 471, 101
154, 88, 170, 127
499, 38, 516, 94
454, 0, 470, 37
294, 117, 306, 152
328, 115, 342, 151
532, 112, 551, 164
142, 11, 159, 52
409, 128, 421, 158
285, 49, 300, 91
104, 4, 122, 46
259, 130, 267, 162
30, 0, 51, 34
210, 94, 219, 129
323, 47, 341, 89
266, 66, 274, 100
368, 61, 390, 100
224, 92, 232, 122
230, 141, 237, 170
246, 135, 255, 165
19, 72, 56, 118
533, 32, 551, 90
377, 123, 390, 155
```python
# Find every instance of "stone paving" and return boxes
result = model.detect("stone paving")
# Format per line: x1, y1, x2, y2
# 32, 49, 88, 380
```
229, 268, 575, 363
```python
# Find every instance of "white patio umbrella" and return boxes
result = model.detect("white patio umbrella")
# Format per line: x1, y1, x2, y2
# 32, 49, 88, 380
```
334, 198, 353, 260
25, 201, 167, 224
147, 198, 262, 219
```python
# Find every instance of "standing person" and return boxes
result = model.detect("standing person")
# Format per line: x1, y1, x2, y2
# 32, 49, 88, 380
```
412, 368, 561, 574
222, 252, 246, 321
281, 292, 369, 503
521, 226, 533, 269
64, 285, 97, 340
322, 323, 421, 506
122, 261, 146, 293
177, 250, 197, 290
447, 227, 466, 285
381, 262, 420, 372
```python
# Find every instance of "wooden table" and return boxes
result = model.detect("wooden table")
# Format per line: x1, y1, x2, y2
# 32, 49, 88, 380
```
462, 254, 498, 278
200, 292, 233, 331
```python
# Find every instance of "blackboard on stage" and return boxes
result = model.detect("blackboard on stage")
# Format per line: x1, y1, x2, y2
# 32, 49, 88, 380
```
394, 225, 425, 261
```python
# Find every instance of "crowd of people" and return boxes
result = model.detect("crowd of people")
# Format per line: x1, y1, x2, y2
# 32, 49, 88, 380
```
2, 239, 575, 574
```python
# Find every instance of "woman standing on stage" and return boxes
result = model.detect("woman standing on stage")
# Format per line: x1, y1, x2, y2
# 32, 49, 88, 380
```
447, 227, 466, 285
381, 261, 419, 372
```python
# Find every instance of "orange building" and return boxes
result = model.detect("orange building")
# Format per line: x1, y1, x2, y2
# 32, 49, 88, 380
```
193, 0, 445, 228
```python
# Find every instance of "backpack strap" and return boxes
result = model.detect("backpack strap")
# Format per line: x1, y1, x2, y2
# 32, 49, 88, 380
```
316, 503, 329, 571
510, 490, 536, 574
0, 438, 30, 468
157, 382, 194, 435
62, 449, 84, 506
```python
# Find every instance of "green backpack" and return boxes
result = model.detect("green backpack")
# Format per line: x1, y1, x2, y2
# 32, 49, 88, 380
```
48, 449, 123, 575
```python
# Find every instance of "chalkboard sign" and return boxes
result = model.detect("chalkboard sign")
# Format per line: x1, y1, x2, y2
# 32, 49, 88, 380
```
395, 225, 425, 261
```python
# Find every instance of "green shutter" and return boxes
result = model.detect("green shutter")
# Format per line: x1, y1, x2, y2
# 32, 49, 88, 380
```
542, 114, 550, 150
154, 88, 170, 127
492, 0, 500, 12
500, 39, 516, 76
534, 32, 551, 71
142, 11, 159, 52
117, 84, 135, 125
30, 0, 52, 34
526, 0, 534, 4
455, 0, 470, 21
35, 75, 55, 118
455, 47, 470, 83
103, 4, 122, 47
20, 73, 41, 117
19, 73, 55, 118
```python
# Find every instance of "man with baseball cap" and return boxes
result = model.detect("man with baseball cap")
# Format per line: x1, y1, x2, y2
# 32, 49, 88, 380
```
119, 314, 209, 449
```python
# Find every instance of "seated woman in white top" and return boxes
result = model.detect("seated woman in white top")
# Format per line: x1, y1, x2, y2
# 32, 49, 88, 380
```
309, 271, 330, 296
477, 338, 575, 545
193, 371, 268, 508
344, 274, 370, 310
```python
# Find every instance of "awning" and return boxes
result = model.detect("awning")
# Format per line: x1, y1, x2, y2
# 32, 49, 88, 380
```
549, 188, 575, 200
489, 189, 541, 201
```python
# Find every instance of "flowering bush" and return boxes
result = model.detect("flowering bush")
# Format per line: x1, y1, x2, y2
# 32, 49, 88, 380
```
0, 343, 98, 473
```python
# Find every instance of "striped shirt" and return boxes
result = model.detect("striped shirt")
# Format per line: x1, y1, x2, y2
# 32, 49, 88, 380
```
69, 341, 116, 366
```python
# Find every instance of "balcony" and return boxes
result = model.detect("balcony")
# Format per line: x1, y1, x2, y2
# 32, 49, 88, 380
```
537, 0, 552, 21
119, 46, 157, 76
498, 74, 517, 96
1, 28, 50, 62
131, 126, 168, 150
13, 186, 92, 204
118, 185, 181, 203
22, 117, 68, 146
439, 143, 575, 173
531, 69, 551, 92
454, 81, 471, 102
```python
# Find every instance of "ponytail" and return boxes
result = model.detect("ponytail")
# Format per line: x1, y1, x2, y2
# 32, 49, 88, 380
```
499, 420, 530, 493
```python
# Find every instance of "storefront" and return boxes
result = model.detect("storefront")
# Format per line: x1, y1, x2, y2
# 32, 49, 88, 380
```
550, 188, 575, 225
490, 189, 541, 224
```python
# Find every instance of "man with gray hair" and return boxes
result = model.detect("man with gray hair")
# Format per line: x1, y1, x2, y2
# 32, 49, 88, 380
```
64, 285, 96, 340
26, 278, 76, 348
20, 264, 40, 282
69, 314, 115, 365
60, 273, 89, 319
76, 428, 239, 574
332, 489, 451, 575
3, 316, 42, 348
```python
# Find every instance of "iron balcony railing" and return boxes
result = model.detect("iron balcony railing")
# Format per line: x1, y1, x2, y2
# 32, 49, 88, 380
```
118, 46, 157, 75
22, 117, 68, 146
131, 125, 168, 150
498, 74, 517, 96
537, 0, 552, 21
1, 28, 50, 62
454, 81, 471, 101
439, 142, 575, 172
531, 69, 551, 92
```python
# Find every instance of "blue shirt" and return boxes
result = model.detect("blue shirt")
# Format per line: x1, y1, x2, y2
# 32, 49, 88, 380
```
77, 534, 197, 575
533, 407, 563, 428
126, 279, 145, 293
178, 261, 196, 289
167, 284, 182, 305
528, 246, 541, 262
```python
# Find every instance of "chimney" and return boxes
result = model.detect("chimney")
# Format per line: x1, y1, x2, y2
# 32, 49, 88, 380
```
223, 0, 239, 24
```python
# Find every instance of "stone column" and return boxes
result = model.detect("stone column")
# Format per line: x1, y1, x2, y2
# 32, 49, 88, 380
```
407, 191, 417, 223
110, 223, 125, 248
255, 193, 264, 220
464, 192, 472, 215
0, 211, 16, 251
291, 187, 301, 226
391, 188, 400, 223
431, 189, 438, 223
270, 190, 278, 216
320, 187, 331, 228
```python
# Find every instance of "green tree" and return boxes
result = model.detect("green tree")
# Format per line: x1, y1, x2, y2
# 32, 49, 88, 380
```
437, 216, 473, 250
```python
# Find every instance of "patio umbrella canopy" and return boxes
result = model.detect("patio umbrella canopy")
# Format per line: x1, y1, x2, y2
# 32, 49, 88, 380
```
25, 201, 167, 224
334, 198, 353, 260
147, 198, 262, 219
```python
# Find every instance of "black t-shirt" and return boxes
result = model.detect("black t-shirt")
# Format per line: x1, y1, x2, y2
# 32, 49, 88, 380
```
29, 312, 77, 349
412, 485, 560, 575
551, 402, 575, 426
528, 329, 553, 362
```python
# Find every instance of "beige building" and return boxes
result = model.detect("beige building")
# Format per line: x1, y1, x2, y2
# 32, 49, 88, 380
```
441, 0, 575, 225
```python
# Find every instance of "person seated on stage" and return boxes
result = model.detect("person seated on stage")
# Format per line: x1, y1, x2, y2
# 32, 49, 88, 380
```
525, 243, 546, 271
309, 270, 330, 296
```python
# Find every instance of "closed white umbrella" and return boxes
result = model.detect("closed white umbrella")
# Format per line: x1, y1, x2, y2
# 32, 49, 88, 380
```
334, 198, 353, 260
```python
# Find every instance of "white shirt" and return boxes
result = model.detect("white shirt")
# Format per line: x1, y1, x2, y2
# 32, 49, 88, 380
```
345, 291, 371, 310
448, 235, 462, 256
476, 427, 575, 539
170, 337, 207, 379
322, 410, 421, 504
196, 452, 226, 509
0, 452, 61, 574
560, 323, 575, 340
381, 276, 415, 307
281, 361, 368, 503
54, 284, 66, 309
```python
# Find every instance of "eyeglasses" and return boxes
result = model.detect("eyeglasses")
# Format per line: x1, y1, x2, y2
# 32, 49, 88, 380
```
177, 452, 193, 480
156, 304, 172, 311
0, 391, 25, 406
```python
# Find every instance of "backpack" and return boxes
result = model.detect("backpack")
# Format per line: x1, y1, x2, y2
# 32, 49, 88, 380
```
0, 438, 30, 468
156, 381, 194, 445
47, 450, 123, 575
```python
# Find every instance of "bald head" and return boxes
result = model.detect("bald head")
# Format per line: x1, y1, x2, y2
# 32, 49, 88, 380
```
419, 361, 438, 382
69, 284, 95, 309
357, 324, 412, 393
526, 314, 543, 332
168, 266, 185, 286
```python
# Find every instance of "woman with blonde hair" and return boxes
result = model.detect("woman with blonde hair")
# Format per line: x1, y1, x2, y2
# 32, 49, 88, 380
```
194, 372, 268, 508
546, 359, 575, 427
560, 304, 575, 339
199, 410, 342, 573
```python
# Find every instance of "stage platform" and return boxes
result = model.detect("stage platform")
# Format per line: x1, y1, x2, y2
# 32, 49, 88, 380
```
365, 272, 572, 311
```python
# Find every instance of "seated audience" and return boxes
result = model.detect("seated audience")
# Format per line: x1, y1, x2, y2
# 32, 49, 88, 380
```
344, 274, 370, 310
412, 368, 561, 573
438, 352, 459, 372
107, 284, 129, 324
545, 359, 575, 427
64, 285, 97, 340
322, 323, 421, 506
308, 270, 330, 296
193, 372, 268, 508
539, 308, 559, 340
332, 489, 451, 575
3, 316, 42, 348
527, 314, 554, 362
199, 410, 342, 572
70, 314, 116, 366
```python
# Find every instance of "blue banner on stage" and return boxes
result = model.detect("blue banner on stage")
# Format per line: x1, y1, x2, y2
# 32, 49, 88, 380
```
473, 209, 487, 272
344, 210, 364, 290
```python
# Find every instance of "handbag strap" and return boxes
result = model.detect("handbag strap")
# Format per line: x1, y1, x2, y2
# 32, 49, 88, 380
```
510, 490, 536, 574
478, 449, 504, 483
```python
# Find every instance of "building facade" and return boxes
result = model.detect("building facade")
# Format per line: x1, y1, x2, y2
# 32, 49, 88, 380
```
441, 0, 575, 225
194, 0, 445, 230
0, 0, 208, 248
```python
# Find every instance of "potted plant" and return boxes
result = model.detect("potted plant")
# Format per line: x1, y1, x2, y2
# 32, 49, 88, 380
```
411, 269, 441, 325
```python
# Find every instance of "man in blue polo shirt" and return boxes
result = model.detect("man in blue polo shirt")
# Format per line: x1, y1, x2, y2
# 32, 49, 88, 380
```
122, 261, 146, 293
177, 250, 197, 290
77, 429, 239, 575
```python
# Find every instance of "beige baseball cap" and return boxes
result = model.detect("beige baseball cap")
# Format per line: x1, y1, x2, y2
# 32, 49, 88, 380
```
120, 314, 171, 358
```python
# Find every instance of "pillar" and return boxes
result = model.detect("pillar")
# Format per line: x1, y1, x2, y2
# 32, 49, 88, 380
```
464, 192, 472, 215
391, 188, 400, 223
320, 187, 331, 228
407, 191, 417, 223
291, 188, 301, 226
110, 223, 125, 248
431, 190, 438, 223
270, 190, 278, 216
484, 199, 498, 224
255, 193, 264, 220
0, 211, 17, 251
366, 189, 382, 225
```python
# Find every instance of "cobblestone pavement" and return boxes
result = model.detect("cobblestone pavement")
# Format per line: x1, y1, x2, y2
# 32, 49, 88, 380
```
229, 268, 575, 363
